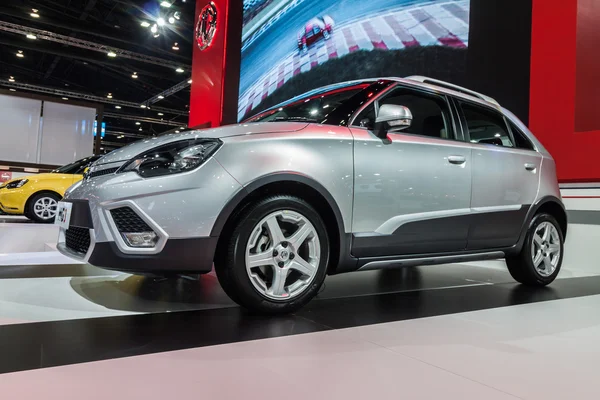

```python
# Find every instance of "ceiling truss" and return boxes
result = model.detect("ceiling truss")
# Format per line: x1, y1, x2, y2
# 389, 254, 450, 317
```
0, 20, 188, 71
0, 79, 189, 116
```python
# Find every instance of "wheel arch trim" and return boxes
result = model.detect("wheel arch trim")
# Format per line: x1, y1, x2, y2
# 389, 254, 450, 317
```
210, 172, 346, 237
514, 195, 567, 252
210, 172, 357, 274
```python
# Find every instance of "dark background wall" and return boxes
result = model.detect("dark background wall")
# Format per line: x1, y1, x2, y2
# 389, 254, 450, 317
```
466, 0, 533, 125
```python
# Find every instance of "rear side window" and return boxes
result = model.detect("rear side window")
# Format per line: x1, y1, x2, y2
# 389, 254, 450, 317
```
461, 103, 514, 148
509, 121, 535, 151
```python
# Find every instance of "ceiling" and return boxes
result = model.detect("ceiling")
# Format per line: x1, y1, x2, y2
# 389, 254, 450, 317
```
0, 0, 196, 153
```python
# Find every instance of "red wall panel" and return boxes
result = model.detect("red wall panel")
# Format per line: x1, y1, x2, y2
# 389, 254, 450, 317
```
575, 0, 600, 132
189, 0, 230, 128
530, 0, 600, 182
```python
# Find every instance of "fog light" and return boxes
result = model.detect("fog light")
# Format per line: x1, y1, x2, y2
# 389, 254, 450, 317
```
122, 232, 158, 248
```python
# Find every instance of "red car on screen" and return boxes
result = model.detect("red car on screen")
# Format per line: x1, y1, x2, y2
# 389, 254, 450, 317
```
297, 15, 335, 53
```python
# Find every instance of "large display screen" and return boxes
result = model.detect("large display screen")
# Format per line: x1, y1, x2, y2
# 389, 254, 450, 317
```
238, 0, 471, 121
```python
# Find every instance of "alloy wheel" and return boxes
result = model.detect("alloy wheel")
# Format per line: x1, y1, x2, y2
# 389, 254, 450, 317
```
33, 197, 58, 220
245, 210, 321, 301
531, 221, 561, 277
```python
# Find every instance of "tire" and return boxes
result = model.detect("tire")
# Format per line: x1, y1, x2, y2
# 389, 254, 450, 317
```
27, 192, 61, 223
506, 213, 564, 286
214, 195, 330, 314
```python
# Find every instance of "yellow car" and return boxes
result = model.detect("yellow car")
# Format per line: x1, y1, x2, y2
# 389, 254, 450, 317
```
0, 155, 100, 223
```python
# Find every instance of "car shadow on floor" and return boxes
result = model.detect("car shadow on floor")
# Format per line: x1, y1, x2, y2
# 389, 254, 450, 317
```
69, 273, 237, 313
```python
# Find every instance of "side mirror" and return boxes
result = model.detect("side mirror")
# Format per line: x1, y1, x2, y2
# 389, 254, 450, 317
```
374, 104, 413, 137
83, 167, 90, 174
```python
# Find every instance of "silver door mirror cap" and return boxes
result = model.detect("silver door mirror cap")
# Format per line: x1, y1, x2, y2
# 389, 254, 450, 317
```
376, 104, 413, 132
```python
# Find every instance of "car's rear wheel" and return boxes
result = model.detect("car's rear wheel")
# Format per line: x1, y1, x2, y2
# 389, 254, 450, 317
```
215, 195, 329, 314
506, 213, 564, 286
27, 192, 61, 223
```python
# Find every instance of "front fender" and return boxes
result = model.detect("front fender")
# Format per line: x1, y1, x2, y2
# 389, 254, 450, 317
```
214, 126, 355, 233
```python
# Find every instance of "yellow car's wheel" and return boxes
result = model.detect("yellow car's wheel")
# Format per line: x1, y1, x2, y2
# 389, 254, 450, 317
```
27, 192, 61, 223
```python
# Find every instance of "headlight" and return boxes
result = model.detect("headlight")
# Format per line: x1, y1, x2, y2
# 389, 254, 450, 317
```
6, 179, 28, 189
118, 139, 222, 178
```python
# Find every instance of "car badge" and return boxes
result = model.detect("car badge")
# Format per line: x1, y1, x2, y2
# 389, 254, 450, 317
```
196, 2, 217, 51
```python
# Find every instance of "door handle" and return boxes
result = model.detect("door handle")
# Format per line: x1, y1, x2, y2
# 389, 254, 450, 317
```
448, 155, 466, 165
524, 163, 536, 171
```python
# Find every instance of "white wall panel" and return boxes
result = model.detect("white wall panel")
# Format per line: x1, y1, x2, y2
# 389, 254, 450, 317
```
0, 95, 42, 163
39, 101, 95, 165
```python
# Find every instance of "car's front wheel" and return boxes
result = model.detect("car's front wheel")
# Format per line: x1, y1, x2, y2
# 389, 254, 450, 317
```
215, 195, 329, 314
506, 213, 564, 286
27, 192, 61, 223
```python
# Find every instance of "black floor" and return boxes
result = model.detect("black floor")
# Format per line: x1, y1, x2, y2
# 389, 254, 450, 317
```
1, 264, 600, 375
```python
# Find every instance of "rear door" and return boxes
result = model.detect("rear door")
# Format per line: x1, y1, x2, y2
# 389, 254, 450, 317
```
456, 100, 542, 250
349, 85, 473, 258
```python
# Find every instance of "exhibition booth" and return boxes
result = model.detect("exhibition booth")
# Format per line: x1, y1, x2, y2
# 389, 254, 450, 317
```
0, 0, 600, 397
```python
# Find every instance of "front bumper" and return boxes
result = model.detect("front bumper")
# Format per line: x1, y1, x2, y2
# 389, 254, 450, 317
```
0, 188, 25, 214
56, 199, 219, 274
56, 158, 241, 273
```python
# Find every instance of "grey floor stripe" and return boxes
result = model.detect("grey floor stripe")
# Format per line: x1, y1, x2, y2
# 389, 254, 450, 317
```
567, 210, 600, 226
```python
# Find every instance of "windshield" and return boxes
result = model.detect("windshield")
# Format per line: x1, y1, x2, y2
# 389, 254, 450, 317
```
245, 83, 369, 123
52, 156, 100, 174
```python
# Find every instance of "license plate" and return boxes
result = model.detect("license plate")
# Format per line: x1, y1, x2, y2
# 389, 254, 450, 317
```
55, 202, 72, 229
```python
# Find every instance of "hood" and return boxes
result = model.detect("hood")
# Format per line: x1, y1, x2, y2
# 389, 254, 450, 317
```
1, 173, 70, 187
95, 122, 309, 166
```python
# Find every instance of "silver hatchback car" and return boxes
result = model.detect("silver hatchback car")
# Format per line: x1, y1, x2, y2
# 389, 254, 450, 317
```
57, 76, 566, 314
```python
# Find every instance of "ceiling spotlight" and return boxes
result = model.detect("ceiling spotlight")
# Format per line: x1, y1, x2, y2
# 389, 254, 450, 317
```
158, 112, 164, 116
62, 97, 69, 100
168, 16, 175, 24
26, 34, 37, 40
174, 11, 181, 20
188, 79, 193, 84
175, 130, 180, 133
132, 72, 138, 79
160, 1, 172, 8
172, 42, 179, 50
135, 122, 141, 125
9, 89, 16, 92
16, 50, 24, 58
150, 24, 158, 33
140, 105, 146, 108
115, 105, 121, 109
157, 95, 164, 99
8, 76, 15, 82
153, 33, 160, 38
175, 67, 184, 73
141, 21, 150, 27
107, 93, 113, 99
157, 17, 166, 26
139, 127, 143, 131
107, 51, 117, 57
30, 11, 40, 18
117, 135, 124, 139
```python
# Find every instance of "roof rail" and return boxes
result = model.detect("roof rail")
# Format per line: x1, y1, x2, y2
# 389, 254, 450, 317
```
405, 76, 499, 106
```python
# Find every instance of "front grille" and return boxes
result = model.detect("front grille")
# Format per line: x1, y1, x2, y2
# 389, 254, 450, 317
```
65, 227, 91, 255
85, 167, 119, 180
110, 207, 153, 233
